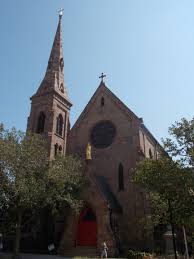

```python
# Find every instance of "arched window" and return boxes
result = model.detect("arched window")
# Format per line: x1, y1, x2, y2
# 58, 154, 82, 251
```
149, 148, 153, 159
54, 143, 58, 156
101, 97, 105, 107
36, 112, 46, 133
59, 145, 62, 153
118, 163, 124, 191
56, 114, 63, 136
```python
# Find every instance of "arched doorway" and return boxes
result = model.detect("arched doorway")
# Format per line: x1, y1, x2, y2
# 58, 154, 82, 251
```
77, 207, 97, 246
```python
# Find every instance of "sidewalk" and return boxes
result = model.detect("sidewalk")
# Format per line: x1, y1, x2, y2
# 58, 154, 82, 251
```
0, 253, 71, 259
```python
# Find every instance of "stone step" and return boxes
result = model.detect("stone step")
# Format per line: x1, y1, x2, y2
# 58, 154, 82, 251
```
63, 246, 97, 257
64, 251, 97, 254
64, 255, 97, 258
63, 252, 97, 255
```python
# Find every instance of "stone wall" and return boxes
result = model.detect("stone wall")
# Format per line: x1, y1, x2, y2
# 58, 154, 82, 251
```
66, 84, 155, 254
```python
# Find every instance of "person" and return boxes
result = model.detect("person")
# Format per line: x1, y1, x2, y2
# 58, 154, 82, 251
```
101, 242, 108, 258
48, 243, 55, 254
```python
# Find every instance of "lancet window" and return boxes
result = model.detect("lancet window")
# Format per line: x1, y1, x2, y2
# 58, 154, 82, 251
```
36, 112, 46, 133
101, 97, 105, 107
56, 114, 63, 136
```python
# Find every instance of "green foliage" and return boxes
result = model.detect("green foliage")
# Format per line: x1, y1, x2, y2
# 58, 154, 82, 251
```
0, 125, 84, 224
134, 118, 194, 231
46, 154, 84, 214
0, 124, 84, 255
134, 156, 194, 227
0, 125, 48, 232
163, 117, 194, 167
127, 250, 153, 259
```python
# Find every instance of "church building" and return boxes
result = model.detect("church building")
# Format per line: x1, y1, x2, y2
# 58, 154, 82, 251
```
27, 12, 161, 257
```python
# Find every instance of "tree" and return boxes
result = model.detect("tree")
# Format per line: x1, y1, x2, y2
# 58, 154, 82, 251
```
0, 125, 48, 258
134, 156, 194, 258
134, 157, 194, 227
163, 117, 194, 257
163, 118, 194, 230
0, 124, 84, 258
46, 154, 84, 214
134, 118, 194, 258
164, 117, 194, 167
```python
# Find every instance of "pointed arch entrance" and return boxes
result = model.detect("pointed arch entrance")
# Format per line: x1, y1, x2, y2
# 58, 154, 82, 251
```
77, 207, 97, 246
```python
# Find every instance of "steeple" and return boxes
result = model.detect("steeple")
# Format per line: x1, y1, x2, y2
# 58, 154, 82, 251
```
34, 11, 69, 100
28, 11, 72, 159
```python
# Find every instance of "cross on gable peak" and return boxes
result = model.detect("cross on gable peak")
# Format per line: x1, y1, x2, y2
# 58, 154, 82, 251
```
99, 73, 106, 83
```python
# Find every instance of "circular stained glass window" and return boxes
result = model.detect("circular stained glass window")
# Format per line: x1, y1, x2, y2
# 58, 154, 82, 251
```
90, 121, 116, 149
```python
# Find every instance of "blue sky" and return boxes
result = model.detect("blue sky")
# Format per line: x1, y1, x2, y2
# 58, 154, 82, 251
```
0, 0, 194, 142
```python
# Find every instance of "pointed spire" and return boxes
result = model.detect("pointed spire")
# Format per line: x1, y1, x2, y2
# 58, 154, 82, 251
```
34, 11, 69, 100
47, 12, 63, 74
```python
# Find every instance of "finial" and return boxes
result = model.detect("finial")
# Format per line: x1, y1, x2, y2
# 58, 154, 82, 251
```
99, 72, 106, 83
58, 8, 64, 18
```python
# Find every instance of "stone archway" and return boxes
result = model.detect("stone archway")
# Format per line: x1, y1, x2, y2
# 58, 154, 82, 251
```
76, 207, 97, 246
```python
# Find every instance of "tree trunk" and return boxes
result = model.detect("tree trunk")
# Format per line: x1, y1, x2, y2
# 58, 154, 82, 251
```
168, 199, 177, 259
182, 225, 189, 259
13, 209, 22, 259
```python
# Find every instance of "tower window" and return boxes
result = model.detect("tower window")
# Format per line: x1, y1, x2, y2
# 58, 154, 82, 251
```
118, 163, 124, 191
60, 83, 64, 93
36, 112, 46, 133
56, 114, 63, 136
60, 58, 64, 71
101, 97, 105, 107
64, 112, 66, 130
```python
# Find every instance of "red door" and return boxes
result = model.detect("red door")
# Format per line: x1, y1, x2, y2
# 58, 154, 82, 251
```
77, 208, 97, 246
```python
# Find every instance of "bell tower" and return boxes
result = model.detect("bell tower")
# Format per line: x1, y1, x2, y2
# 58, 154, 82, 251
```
27, 11, 72, 159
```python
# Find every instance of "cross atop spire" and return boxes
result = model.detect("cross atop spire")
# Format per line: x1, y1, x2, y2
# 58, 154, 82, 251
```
99, 73, 106, 83
58, 8, 64, 18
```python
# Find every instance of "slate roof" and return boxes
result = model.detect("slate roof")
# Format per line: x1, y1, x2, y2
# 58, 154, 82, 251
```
95, 175, 122, 213
140, 123, 162, 149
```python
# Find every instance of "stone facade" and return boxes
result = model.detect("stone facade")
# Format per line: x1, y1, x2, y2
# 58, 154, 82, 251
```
27, 15, 161, 257
62, 82, 160, 256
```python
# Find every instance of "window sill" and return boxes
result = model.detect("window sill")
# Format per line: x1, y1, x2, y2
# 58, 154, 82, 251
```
55, 133, 64, 140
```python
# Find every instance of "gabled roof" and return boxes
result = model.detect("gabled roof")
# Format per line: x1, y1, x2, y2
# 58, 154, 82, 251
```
140, 123, 162, 149
71, 81, 141, 131
71, 80, 161, 151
